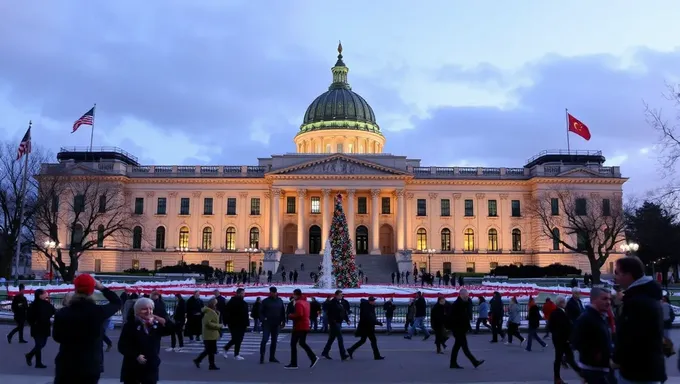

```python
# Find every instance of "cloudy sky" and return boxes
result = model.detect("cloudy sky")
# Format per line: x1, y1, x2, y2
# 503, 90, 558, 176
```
2, 1, 679, 197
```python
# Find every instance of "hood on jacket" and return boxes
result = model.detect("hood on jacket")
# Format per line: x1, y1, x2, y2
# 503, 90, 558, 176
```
625, 276, 662, 300
202, 307, 216, 314
296, 295, 307, 301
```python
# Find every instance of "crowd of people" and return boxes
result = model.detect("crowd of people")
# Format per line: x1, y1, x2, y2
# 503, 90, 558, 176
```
3, 255, 677, 383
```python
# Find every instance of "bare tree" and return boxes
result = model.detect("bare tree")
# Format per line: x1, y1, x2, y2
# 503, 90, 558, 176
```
0, 142, 49, 278
527, 189, 627, 284
33, 175, 138, 282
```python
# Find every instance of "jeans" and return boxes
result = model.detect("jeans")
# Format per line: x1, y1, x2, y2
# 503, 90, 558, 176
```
8, 318, 26, 342
224, 329, 245, 356
196, 340, 217, 367
409, 317, 429, 337
321, 312, 328, 332
171, 323, 184, 348
506, 322, 524, 343
321, 323, 346, 357
290, 331, 316, 366
525, 328, 546, 351
260, 323, 279, 359
27, 336, 47, 365
253, 319, 261, 332
385, 317, 393, 332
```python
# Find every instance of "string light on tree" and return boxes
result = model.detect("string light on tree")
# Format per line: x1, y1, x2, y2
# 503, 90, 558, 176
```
329, 193, 359, 288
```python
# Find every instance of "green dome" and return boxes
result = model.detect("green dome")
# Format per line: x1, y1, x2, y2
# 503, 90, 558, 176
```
298, 44, 381, 135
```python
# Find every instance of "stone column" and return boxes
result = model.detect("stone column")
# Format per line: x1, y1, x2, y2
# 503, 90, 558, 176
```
271, 189, 281, 250
295, 189, 307, 254
321, 189, 331, 250
429, 193, 438, 250
396, 189, 405, 250
346, 189, 356, 246
370, 189, 381, 254
405, 193, 414, 249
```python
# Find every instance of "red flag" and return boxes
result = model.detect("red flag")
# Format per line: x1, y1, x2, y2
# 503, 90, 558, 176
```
567, 113, 591, 141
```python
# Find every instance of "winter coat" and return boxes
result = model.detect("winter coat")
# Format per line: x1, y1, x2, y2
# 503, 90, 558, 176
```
489, 296, 504, 319
259, 296, 286, 326
571, 306, 612, 370
414, 296, 427, 317
225, 296, 249, 330
326, 298, 349, 324
430, 302, 448, 330
527, 305, 541, 330
448, 297, 471, 335
507, 303, 521, 324
118, 317, 169, 384
383, 301, 395, 318
477, 301, 489, 319
289, 296, 311, 332
541, 300, 556, 320
566, 296, 585, 323
185, 296, 204, 336
250, 301, 261, 320
173, 298, 186, 326
201, 307, 222, 341
355, 299, 381, 337
11, 294, 28, 321
53, 289, 121, 380
309, 300, 321, 320
27, 298, 56, 338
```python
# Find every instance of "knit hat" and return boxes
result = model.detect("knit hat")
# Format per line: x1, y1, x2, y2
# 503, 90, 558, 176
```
74, 274, 96, 295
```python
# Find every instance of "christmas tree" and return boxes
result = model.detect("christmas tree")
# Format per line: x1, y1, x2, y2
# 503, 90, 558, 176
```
329, 193, 359, 288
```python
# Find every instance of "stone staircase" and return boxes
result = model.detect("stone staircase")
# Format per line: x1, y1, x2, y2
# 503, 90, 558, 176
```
355, 254, 398, 284
275, 254, 322, 284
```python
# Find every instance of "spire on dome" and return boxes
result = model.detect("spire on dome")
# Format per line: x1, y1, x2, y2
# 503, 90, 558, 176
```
330, 41, 350, 90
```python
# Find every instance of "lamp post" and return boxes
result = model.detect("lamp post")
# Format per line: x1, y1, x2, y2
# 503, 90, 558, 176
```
619, 242, 639, 256
44, 240, 57, 284
426, 249, 436, 274
177, 246, 189, 266
245, 247, 258, 281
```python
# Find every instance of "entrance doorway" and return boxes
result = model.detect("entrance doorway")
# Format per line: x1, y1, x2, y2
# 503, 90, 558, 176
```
356, 225, 369, 254
379, 224, 394, 254
309, 225, 322, 254
282, 224, 297, 254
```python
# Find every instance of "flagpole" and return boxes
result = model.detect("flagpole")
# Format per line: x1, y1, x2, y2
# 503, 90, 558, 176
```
14, 121, 31, 281
89, 103, 96, 152
565, 108, 571, 153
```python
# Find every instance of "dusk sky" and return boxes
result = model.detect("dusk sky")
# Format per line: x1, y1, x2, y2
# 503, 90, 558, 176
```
2, 1, 679, 198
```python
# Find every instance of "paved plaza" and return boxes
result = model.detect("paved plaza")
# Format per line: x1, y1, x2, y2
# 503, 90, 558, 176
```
1, 324, 679, 383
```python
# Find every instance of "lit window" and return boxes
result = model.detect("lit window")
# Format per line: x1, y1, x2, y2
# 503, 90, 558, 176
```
311, 197, 320, 214
416, 228, 427, 251
464, 228, 475, 251
488, 229, 498, 251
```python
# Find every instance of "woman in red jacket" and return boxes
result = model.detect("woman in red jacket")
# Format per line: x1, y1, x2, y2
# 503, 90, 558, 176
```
541, 297, 557, 339
285, 289, 319, 370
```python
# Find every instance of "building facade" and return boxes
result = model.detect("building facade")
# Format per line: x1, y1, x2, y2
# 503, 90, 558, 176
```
32, 44, 626, 276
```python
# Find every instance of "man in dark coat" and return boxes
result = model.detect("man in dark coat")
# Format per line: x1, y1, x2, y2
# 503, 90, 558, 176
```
347, 297, 384, 360
25, 288, 56, 368
448, 289, 484, 369
382, 298, 395, 334
214, 289, 228, 327
169, 293, 186, 351
185, 291, 204, 341
223, 288, 249, 360
405, 291, 429, 340
565, 288, 585, 323
548, 296, 580, 383
321, 290, 349, 360
7, 283, 28, 343
571, 287, 614, 384
259, 286, 286, 364
613, 256, 666, 383
488, 291, 505, 342
52, 274, 121, 384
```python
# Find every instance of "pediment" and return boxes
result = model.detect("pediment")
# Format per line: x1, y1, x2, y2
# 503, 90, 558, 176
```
557, 167, 601, 178
267, 154, 409, 176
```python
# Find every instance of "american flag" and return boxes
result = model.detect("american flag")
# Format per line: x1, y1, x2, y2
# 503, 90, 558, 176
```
16, 124, 31, 161
72, 107, 95, 133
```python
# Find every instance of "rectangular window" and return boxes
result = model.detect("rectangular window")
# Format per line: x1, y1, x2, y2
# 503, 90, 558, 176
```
487, 200, 497, 217
464, 199, 474, 217
381, 197, 391, 214
358, 197, 368, 214
94, 259, 102, 273
251, 197, 261, 215
203, 197, 213, 215
575, 198, 587, 216
131, 259, 140, 270
134, 197, 144, 215
224, 260, 234, 273
551, 198, 559, 216
154, 260, 162, 270
180, 197, 190, 215
489, 262, 499, 271
227, 197, 237, 215
440, 199, 450, 216
466, 262, 476, 273
74, 195, 85, 214
156, 197, 167, 215
416, 199, 427, 216
98, 195, 106, 213
602, 199, 611, 216
511, 200, 521, 217
52, 195, 59, 213
286, 196, 296, 214
310, 197, 320, 214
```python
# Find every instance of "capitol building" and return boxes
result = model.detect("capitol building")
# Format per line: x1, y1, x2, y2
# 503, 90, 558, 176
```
33, 45, 626, 279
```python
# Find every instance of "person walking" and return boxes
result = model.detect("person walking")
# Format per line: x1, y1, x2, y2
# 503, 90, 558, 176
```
320, 290, 349, 360
52, 274, 122, 384
489, 291, 505, 343
168, 293, 186, 352
505, 297, 525, 346
193, 298, 222, 370
25, 288, 56, 368
223, 288, 249, 361
448, 289, 484, 369
612, 256, 666, 383
475, 296, 491, 333
430, 295, 449, 354
7, 283, 28, 344
382, 298, 395, 334
525, 299, 546, 352
404, 291, 429, 340
186, 291, 204, 342
571, 287, 614, 384
541, 297, 556, 339
284, 289, 319, 370
118, 297, 169, 384
404, 299, 415, 333
251, 297, 262, 333
259, 286, 286, 364
347, 296, 384, 360
566, 288, 585, 324
548, 296, 580, 384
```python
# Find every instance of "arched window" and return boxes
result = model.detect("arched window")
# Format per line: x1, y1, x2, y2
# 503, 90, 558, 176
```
202, 227, 213, 250
132, 226, 142, 249
225, 227, 236, 251
440, 228, 451, 251
416, 228, 427, 251
464, 228, 475, 251
71, 223, 84, 245
512, 229, 522, 251
179, 226, 189, 249
155, 227, 166, 249
487, 228, 498, 251
96, 225, 104, 248
325, 144, 331, 153
249, 227, 260, 249
552, 228, 560, 251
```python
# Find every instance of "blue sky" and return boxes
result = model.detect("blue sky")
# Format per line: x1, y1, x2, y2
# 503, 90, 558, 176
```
1, 1, 679, 197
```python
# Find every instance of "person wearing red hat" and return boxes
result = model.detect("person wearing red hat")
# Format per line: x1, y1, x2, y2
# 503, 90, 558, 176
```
52, 274, 121, 384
